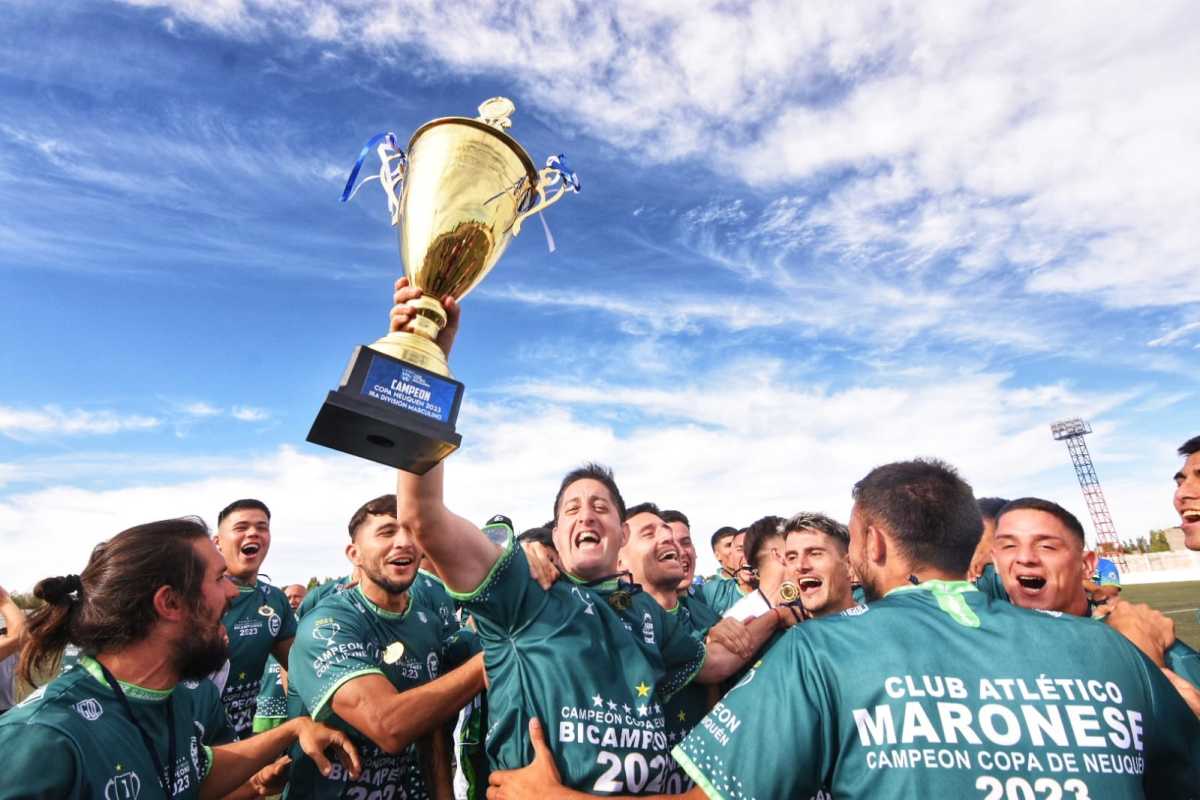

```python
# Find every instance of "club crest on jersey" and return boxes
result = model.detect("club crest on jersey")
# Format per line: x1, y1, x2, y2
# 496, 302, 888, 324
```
426, 652, 440, 678
73, 698, 103, 721
268, 613, 282, 637
104, 770, 141, 800
642, 612, 655, 644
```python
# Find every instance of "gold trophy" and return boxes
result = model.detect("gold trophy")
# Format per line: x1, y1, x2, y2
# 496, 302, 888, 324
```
307, 97, 578, 473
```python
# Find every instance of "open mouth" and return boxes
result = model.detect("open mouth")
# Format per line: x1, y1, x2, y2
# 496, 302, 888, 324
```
387, 555, 414, 569
574, 530, 602, 549
657, 549, 679, 563
1016, 575, 1047, 591
1181, 509, 1200, 524
798, 577, 823, 593
240, 543, 262, 557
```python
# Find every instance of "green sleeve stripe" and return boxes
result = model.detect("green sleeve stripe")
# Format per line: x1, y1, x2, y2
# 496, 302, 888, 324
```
446, 527, 515, 602
671, 745, 726, 800
201, 746, 214, 781
310, 668, 385, 722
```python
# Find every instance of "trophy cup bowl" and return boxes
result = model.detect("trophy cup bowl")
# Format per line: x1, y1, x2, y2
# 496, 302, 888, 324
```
370, 113, 538, 376
306, 98, 578, 473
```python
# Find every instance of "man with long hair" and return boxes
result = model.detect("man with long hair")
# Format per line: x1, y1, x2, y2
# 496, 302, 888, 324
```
0, 516, 359, 799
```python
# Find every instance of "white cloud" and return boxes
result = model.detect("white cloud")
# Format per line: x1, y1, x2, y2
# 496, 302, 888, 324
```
1147, 321, 1200, 348
120, 0, 1200, 312
1, 364, 1177, 590
181, 401, 223, 417
0, 405, 161, 439
231, 405, 271, 422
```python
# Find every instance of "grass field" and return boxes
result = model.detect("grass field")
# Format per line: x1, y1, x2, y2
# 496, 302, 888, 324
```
1121, 580, 1200, 650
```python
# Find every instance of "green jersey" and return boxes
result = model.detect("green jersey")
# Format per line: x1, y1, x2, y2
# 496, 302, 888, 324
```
284, 583, 455, 800
675, 581, 1200, 799
451, 525, 707, 795
297, 577, 352, 620
662, 593, 720, 794
0, 656, 217, 799
253, 655, 287, 732
976, 566, 1200, 691
974, 564, 1009, 602
700, 577, 748, 617
218, 579, 297, 739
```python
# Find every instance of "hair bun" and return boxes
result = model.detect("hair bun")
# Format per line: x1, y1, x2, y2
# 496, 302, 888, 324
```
35, 574, 83, 605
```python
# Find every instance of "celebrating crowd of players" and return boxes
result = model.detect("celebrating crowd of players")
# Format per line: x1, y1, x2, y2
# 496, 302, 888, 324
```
2, 281, 1200, 799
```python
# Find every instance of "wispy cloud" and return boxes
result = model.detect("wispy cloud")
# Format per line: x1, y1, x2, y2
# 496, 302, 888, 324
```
231, 405, 271, 422
0, 405, 161, 439
122, 0, 1200, 311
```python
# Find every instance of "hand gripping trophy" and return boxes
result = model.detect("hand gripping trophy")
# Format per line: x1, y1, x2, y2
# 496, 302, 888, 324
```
307, 97, 579, 473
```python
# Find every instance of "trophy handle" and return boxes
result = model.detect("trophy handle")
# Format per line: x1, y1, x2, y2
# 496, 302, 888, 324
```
341, 132, 407, 226
510, 154, 580, 237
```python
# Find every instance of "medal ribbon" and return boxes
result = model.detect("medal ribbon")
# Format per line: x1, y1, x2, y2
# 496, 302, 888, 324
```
97, 662, 177, 797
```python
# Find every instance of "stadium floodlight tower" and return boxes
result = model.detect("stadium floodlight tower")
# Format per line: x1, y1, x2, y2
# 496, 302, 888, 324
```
1050, 417, 1123, 564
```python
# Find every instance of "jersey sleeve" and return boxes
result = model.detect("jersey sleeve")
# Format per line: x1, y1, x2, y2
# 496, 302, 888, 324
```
672, 629, 831, 800
1138, 647, 1200, 794
289, 606, 383, 722
657, 602, 707, 700
1164, 639, 1200, 690
0, 722, 82, 798
448, 523, 547, 637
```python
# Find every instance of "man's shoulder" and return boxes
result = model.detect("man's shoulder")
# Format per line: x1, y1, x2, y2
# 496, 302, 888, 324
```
295, 591, 367, 640
257, 580, 291, 609
0, 671, 99, 739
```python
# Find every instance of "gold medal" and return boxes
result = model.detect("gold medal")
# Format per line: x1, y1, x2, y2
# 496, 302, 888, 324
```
258, 605, 276, 618
383, 641, 406, 664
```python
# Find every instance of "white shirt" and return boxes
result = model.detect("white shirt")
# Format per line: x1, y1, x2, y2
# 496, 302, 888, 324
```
723, 588, 772, 621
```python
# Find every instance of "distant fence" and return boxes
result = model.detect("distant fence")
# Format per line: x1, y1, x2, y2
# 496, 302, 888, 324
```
1119, 550, 1200, 584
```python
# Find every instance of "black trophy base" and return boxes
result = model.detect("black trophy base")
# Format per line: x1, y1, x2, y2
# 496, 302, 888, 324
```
307, 345, 464, 474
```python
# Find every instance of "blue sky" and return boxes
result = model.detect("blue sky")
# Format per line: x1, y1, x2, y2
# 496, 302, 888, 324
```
2, 1, 1198, 589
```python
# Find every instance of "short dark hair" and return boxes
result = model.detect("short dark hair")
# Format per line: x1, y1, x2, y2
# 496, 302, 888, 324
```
348, 494, 397, 539
552, 463, 626, 521
218, 498, 271, 525
997, 497, 1086, 544
21, 517, 211, 686
624, 502, 663, 522
782, 512, 850, 552
977, 497, 1009, 522
518, 526, 555, 549
660, 509, 689, 527
710, 526, 738, 549
852, 458, 982, 574
1179, 436, 1200, 457
742, 515, 785, 570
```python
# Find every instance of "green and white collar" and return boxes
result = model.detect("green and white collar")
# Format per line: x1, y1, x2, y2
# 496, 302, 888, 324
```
887, 579, 981, 628
81, 655, 173, 701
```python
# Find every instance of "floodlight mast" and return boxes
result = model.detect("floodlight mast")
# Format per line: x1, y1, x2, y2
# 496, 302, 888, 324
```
1050, 417, 1124, 565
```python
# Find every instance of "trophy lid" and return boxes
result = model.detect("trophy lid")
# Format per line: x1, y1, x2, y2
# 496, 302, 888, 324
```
407, 97, 537, 186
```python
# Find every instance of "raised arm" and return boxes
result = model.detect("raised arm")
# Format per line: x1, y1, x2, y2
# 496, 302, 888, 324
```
390, 278, 504, 593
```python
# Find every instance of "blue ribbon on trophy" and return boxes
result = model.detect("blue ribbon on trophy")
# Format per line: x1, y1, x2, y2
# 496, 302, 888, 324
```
341, 132, 407, 224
